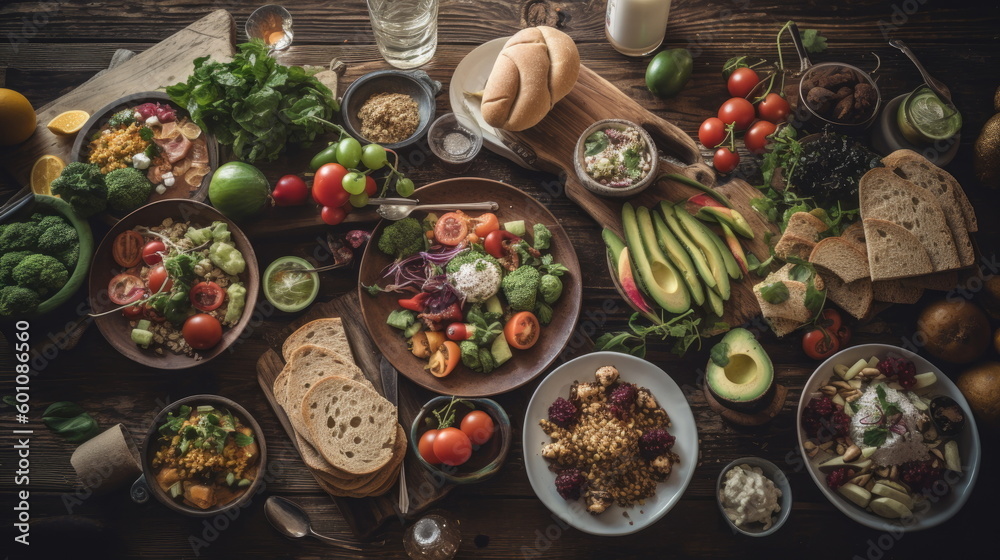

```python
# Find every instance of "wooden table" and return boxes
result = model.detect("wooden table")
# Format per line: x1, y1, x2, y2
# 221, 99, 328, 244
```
2, 1, 999, 558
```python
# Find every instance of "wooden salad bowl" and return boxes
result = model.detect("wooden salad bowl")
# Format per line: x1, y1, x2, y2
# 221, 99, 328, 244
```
88, 199, 259, 370
358, 178, 583, 397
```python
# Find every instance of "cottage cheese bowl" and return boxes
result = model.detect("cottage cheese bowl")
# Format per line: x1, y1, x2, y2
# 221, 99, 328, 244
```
573, 119, 658, 198
716, 457, 792, 536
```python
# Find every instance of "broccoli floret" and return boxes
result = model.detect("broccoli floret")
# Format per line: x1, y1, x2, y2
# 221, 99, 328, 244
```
12, 254, 68, 296
37, 219, 78, 255
539, 274, 563, 304
50, 162, 107, 218
377, 217, 424, 260
105, 167, 153, 213
54, 244, 80, 271
0, 251, 32, 286
0, 221, 40, 253
445, 249, 502, 275
500, 265, 540, 311
108, 108, 137, 128
460, 340, 481, 371
533, 223, 553, 250
0, 286, 40, 316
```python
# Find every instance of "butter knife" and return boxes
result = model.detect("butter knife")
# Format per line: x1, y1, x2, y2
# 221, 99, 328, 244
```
379, 356, 409, 513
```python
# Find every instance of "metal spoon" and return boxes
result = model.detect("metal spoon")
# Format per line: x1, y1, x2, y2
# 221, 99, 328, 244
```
264, 496, 384, 549
368, 197, 418, 205
889, 39, 953, 105
377, 201, 499, 221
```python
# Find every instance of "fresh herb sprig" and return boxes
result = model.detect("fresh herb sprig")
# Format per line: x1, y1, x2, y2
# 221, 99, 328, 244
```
595, 310, 728, 358
43, 402, 100, 443
861, 384, 906, 447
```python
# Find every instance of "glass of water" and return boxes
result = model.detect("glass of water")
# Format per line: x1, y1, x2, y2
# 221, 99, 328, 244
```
366, 0, 439, 69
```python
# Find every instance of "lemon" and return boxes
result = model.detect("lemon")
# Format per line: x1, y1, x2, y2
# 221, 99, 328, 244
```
30, 155, 65, 195
46, 110, 90, 136
0, 88, 37, 146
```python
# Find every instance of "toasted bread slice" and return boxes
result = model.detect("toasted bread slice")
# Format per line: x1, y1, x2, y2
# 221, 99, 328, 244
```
785, 212, 829, 241
774, 233, 816, 262
861, 219, 934, 281
822, 273, 874, 320
872, 280, 924, 304
810, 237, 870, 283
282, 318, 353, 361
882, 149, 977, 232
281, 345, 370, 446
859, 168, 960, 272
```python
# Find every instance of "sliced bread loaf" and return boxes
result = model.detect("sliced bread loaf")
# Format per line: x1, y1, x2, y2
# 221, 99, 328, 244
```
753, 279, 812, 323
859, 167, 960, 272
862, 218, 934, 280
882, 149, 978, 232
785, 212, 829, 241
872, 280, 924, 304
303, 376, 398, 475
282, 318, 353, 361
809, 237, 870, 283
774, 233, 816, 261
822, 273, 874, 320
282, 345, 370, 446
900, 270, 960, 292
840, 221, 867, 253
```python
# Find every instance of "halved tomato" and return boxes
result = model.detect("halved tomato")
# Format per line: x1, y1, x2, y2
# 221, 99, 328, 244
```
108, 273, 145, 305
112, 231, 143, 268
190, 281, 225, 311
427, 340, 461, 377
504, 311, 540, 350
473, 213, 500, 237
434, 212, 469, 246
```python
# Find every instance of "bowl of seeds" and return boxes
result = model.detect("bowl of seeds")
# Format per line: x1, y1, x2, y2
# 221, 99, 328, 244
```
340, 69, 441, 150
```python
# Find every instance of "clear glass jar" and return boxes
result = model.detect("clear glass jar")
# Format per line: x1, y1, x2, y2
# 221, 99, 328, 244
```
605, 0, 672, 56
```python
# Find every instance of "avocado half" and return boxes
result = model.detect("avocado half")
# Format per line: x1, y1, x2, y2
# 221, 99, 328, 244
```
706, 328, 775, 412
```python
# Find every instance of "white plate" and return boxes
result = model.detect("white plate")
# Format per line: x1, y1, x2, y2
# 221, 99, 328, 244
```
449, 37, 537, 170
797, 344, 981, 532
523, 351, 698, 536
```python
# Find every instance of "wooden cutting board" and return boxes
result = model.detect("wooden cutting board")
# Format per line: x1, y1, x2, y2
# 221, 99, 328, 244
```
255, 291, 451, 540
490, 65, 779, 329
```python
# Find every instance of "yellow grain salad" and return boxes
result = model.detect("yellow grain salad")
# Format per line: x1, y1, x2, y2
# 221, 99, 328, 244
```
89, 123, 151, 173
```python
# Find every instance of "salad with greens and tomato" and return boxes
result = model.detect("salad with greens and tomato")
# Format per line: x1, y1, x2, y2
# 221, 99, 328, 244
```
366, 211, 568, 378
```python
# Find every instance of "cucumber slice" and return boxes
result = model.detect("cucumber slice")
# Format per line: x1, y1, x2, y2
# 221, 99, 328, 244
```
491, 335, 513, 367
503, 220, 526, 237
870, 496, 912, 519
131, 328, 153, 348
837, 482, 872, 508
871, 483, 914, 510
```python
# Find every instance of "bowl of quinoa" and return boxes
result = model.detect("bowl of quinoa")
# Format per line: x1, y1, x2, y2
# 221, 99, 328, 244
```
340, 69, 440, 150
573, 119, 658, 198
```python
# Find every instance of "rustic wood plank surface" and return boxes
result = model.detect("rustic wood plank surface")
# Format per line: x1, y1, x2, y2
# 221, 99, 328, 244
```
2, 1, 1000, 558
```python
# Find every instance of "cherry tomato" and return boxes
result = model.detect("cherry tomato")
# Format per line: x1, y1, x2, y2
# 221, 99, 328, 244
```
713, 147, 740, 174
802, 327, 840, 360
321, 205, 347, 226
744, 120, 777, 154
504, 311, 540, 350
473, 213, 500, 237
434, 212, 469, 246
342, 172, 366, 195
727, 67, 760, 98
182, 313, 223, 350
364, 175, 378, 196
336, 137, 363, 169
817, 308, 843, 334
757, 93, 791, 123
122, 303, 145, 320
142, 240, 166, 265
190, 281, 225, 311
418, 429, 441, 464
432, 427, 472, 466
312, 163, 350, 207
108, 273, 145, 305
460, 410, 495, 446
718, 97, 756, 131
112, 231, 143, 267
361, 143, 388, 170
698, 117, 727, 148
395, 177, 415, 198
147, 264, 173, 294
272, 174, 309, 206
427, 340, 461, 377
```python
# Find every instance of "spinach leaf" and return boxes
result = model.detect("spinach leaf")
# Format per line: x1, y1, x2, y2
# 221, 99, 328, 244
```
710, 342, 730, 368
759, 282, 790, 304
43, 401, 100, 443
863, 427, 888, 447
584, 131, 609, 157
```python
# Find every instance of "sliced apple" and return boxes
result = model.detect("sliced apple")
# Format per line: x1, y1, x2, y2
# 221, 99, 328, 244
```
837, 482, 872, 508
870, 496, 912, 519
871, 483, 914, 510
913, 371, 937, 389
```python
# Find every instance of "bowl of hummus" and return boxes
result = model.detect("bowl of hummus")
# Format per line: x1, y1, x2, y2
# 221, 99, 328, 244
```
716, 456, 792, 537
573, 119, 658, 198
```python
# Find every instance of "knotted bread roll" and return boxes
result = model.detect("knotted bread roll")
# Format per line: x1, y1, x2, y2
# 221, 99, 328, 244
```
481, 26, 580, 132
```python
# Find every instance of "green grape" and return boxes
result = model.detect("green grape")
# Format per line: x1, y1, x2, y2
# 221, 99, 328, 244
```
349, 192, 369, 208
342, 172, 367, 195
361, 144, 387, 170
395, 177, 415, 197
336, 137, 362, 169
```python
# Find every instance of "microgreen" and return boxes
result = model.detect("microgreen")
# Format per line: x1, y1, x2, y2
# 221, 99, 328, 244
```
595, 310, 727, 358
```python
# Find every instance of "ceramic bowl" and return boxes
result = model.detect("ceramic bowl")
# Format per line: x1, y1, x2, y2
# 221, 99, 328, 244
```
410, 396, 511, 484
716, 457, 793, 537
340, 69, 441, 150
573, 119, 658, 198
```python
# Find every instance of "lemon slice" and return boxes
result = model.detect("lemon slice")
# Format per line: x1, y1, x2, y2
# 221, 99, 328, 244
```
46, 110, 90, 135
30, 154, 65, 195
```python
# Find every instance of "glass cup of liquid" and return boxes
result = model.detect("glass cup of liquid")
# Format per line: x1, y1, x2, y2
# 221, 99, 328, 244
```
246, 5, 293, 51
427, 113, 483, 174
366, 0, 439, 69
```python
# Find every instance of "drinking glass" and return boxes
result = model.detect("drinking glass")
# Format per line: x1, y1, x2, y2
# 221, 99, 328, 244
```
366, 0, 439, 69
245, 5, 293, 51
427, 113, 483, 174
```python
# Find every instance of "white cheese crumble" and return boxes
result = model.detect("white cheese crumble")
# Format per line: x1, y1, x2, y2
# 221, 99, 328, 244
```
145, 115, 160, 126
155, 184, 167, 195
132, 152, 151, 170
720, 464, 782, 530
850, 385, 929, 466
163, 172, 175, 187
447, 259, 500, 303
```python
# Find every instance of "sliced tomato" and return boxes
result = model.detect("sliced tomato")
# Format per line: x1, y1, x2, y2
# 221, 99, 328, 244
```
190, 281, 225, 311
427, 340, 461, 377
434, 212, 469, 246
504, 311, 540, 350
147, 264, 173, 294
483, 229, 519, 258
142, 240, 166, 265
473, 213, 500, 237
122, 303, 145, 320
108, 273, 145, 305
182, 313, 223, 350
112, 231, 143, 268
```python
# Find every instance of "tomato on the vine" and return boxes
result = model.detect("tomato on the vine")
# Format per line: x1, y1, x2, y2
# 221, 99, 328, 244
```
336, 137, 362, 169
395, 177, 415, 197
757, 93, 791, 123
364, 175, 377, 196
313, 163, 350, 207
744, 120, 777, 154
698, 117, 727, 148
361, 143, 388, 170
802, 326, 840, 360
321, 205, 347, 226
718, 97, 756, 131
713, 147, 740, 174
727, 67, 760, 98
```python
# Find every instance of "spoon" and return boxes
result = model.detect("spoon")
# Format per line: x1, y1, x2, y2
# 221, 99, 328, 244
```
378, 201, 499, 221
368, 197, 418, 205
889, 39, 953, 105
264, 496, 384, 549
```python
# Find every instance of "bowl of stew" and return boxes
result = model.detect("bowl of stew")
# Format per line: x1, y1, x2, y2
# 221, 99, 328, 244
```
131, 395, 266, 517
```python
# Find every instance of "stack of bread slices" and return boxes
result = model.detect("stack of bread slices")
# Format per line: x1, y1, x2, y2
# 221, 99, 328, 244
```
272, 318, 405, 497
761, 150, 977, 336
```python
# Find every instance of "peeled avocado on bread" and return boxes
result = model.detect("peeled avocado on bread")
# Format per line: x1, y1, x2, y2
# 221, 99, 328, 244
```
481, 26, 580, 131
705, 328, 775, 412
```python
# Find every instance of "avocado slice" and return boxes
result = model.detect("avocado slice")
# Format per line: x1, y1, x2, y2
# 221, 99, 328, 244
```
659, 201, 716, 290
651, 210, 705, 306
622, 203, 690, 314
673, 205, 731, 300
705, 328, 775, 411
707, 222, 742, 280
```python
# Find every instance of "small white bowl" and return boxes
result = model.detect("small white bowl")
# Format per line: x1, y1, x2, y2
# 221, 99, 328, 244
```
716, 457, 793, 537
573, 119, 658, 198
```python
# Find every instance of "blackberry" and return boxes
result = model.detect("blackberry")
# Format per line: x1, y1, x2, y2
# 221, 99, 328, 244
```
826, 467, 852, 490
554, 468, 586, 500
901, 460, 945, 493
877, 357, 916, 381
608, 383, 638, 408
547, 397, 577, 428
607, 403, 629, 421
808, 396, 834, 417
638, 428, 675, 460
